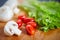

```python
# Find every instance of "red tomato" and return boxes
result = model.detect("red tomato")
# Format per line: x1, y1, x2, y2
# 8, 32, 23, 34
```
18, 15, 26, 21
27, 22, 37, 28
26, 25, 35, 35
24, 18, 34, 23
17, 19, 22, 27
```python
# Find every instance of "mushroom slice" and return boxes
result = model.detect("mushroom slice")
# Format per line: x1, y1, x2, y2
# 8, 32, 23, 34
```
12, 27, 22, 36
4, 21, 22, 36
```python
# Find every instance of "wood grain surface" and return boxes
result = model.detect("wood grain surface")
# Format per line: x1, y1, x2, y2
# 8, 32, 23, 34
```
0, 14, 60, 40
0, 0, 60, 40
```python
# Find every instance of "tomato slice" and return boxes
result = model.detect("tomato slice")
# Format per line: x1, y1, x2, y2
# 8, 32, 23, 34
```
24, 18, 34, 23
26, 25, 35, 35
17, 19, 22, 28
27, 22, 37, 28
18, 15, 26, 21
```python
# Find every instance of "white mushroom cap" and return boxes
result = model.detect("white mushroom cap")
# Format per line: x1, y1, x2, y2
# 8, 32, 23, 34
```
5, 21, 18, 28
4, 21, 22, 36
4, 26, 14, 36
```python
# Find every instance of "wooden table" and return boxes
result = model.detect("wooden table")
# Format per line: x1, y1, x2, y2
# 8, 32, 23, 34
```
0, 15, 60, 40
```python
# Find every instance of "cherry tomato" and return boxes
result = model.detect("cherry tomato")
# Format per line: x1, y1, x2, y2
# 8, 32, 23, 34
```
17, 19, 22, 27
24, 18, 34, 23
18, 15, 26, 21
26, 25, 35, 35
27, 22, 37, 28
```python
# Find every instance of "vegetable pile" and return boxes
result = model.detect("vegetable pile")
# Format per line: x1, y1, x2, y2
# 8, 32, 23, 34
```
17, 15, 37, 35
19, 0, 60, 32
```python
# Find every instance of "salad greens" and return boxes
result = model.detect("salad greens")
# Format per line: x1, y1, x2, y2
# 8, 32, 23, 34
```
19, 0, 60, 32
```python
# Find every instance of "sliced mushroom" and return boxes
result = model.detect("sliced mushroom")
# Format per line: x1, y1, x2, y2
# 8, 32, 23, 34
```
4, 21, 22, 36
12, 27, 22, 36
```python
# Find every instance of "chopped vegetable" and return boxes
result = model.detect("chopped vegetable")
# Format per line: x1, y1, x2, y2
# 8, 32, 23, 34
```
26, 24, 35, 35
27, 21, 37, 28
4, 21, 22, 36
17, 15, 36, 35
23, 18, 34, 23
18, 15, 26, 21
17, 19, 22, 28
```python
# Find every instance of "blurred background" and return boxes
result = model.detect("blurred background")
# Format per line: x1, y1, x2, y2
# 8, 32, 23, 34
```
39, 0, 60, 2
0, 0, 60, 7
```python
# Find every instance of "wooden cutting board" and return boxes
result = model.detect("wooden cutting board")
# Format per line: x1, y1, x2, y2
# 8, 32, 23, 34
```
0, 15, 60, 40
0, 0, 60, 39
